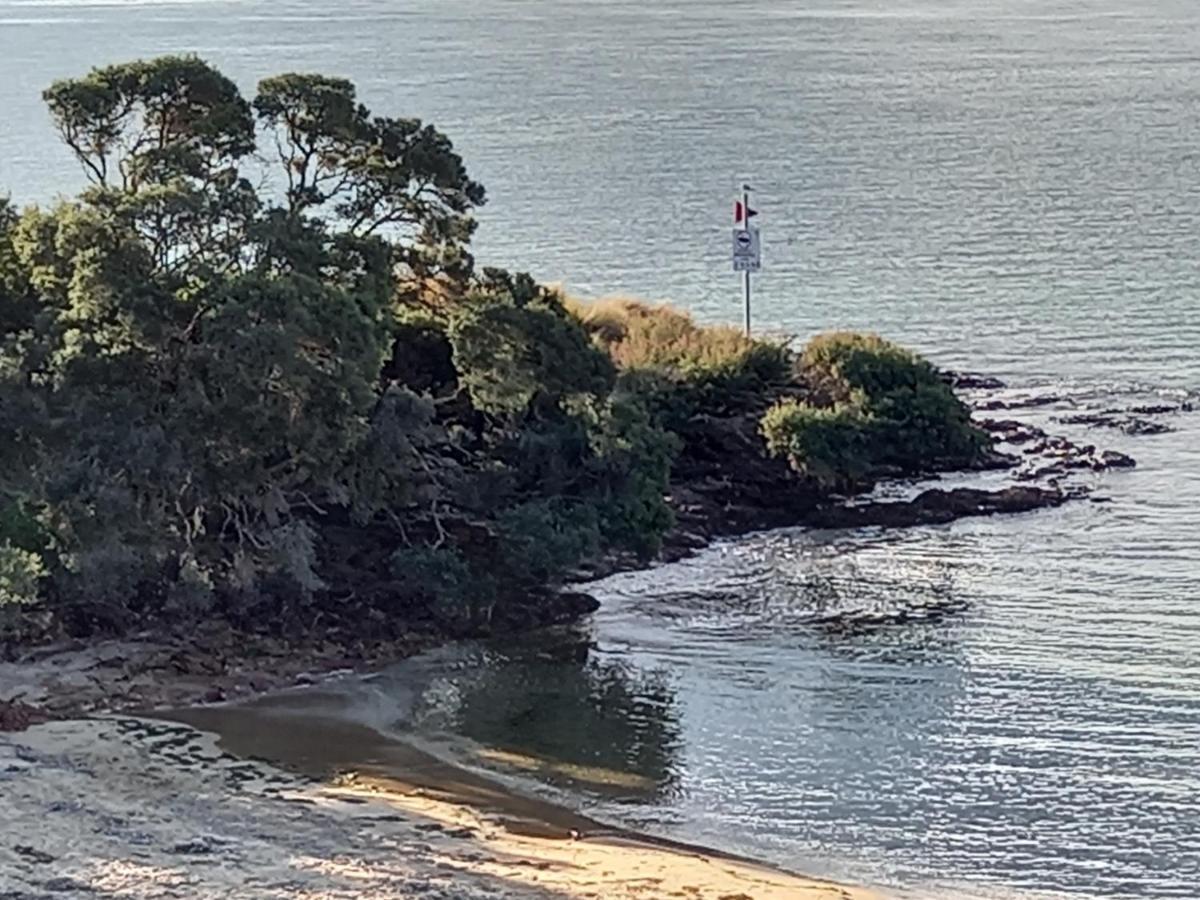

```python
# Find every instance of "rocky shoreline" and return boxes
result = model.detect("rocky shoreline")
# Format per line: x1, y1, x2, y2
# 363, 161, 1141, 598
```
638, 370, 1148, 566
1, 371, 1164, 729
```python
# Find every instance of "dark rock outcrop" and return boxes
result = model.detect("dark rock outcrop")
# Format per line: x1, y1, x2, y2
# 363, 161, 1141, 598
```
804, 486, 1068, 529
489, 589, 601, 632
0, 699, 52, 733
1099, 449, 1136, 469
667, 398, 824, 542
1057, 412, 1174, 436
942, 370, 1007, 390
978, 418, 1047, 445
976, 394, 1072, 411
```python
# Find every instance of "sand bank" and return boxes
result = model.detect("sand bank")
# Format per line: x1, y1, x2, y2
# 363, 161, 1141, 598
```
1, 712, 881, 900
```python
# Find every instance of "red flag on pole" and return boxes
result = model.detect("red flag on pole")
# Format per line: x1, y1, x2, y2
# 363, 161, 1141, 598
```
734, 201, 758, 224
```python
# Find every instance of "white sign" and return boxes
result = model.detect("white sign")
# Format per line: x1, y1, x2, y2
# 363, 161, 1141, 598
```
732, 227, 761, 272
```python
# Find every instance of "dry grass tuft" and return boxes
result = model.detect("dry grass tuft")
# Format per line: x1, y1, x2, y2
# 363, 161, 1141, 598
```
565, 296, 790, 384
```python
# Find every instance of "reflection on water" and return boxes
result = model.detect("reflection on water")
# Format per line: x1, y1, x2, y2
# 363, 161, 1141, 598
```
403, 633, 683, 805
374, 386, 1200, 900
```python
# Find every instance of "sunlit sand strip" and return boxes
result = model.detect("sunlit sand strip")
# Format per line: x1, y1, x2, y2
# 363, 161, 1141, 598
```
1, 713, 883, 899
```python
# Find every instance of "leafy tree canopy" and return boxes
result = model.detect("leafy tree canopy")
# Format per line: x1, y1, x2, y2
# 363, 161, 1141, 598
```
1, 56, 680, 641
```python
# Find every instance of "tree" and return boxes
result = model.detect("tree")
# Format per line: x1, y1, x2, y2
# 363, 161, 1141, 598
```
43, 56, 255, 192
254, 73, 485, 292
0, 57, 488, 629
3, 55, 683, 640
448, 270, 616, 418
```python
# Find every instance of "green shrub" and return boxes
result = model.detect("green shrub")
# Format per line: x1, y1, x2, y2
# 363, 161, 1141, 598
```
0, 542, 46, 608
575, 392, 677, 558
801, 331, 934, 405
760, 401, 873, 488
450, 286, 616, 419
0, 501, 47, 555
493, 394, 676, 572
869, 380, 989, 469
389, 544, 484, 627
496, 499, 602, 584
762, 332, 990, 484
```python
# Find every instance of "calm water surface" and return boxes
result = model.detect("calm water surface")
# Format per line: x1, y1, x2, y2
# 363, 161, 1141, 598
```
2, 1, 1198, 897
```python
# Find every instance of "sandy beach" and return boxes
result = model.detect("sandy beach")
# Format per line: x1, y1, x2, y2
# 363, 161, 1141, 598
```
0, 711, 881, 900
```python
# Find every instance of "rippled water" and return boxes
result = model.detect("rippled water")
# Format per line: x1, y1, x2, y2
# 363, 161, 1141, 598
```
3, 1, 1199, 896
386, 381, 1200, 900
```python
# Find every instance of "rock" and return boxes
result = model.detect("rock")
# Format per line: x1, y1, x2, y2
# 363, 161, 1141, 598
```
1016, 464, 1067, 482
0, 700, 50, 733
554, 590, 602, 618
978, 418, 1046, 445
201, 686, 226, 703
1099, 449, 1137, 469
42, 877, 94, 893
942, 370, 1007, 390
170, 837, 222, 855
13, 845, 55, 864
969, 449, 1021, 470
976, 394, 1070, 411
488, 589, 600, 632
1124, 403, 1182, 415
1122, 418, 1172, 436
1057, 412, 1174, 436
805, 485, 1068, 529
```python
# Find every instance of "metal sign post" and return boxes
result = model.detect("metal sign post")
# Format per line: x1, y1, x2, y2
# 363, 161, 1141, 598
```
732, 184, 761, 336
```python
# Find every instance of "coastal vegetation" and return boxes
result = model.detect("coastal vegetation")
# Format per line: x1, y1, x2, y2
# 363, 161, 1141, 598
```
761, 332, 989, 488
0, 56, 989, 649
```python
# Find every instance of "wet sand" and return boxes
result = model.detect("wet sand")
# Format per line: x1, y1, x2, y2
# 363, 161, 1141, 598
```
0, 695, 885, 899
164, 697, 883, 898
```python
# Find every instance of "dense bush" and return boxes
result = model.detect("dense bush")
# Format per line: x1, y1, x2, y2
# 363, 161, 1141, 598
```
0, 543, 44, 610
388, 545, 483, 630
450, 276, 616, 418
760, 402, 873, 488
0, 498, 47, 637
762, 332, 989, 486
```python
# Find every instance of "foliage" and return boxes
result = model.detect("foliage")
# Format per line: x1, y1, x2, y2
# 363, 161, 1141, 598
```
0, 543, 45, 609
802, 332, 935, 404
445, 275, 676, 567
1, 55, 982, 644
0, 56, 489, 630
1, 52, 680, 635
253, 71, 485, 287
496, 500, 602, 584
449, 273, 616, 418
799, 332, 988, 469
760, 402, 873, 488
569, 296, 791, 392
388, 545, 483, 628
762, 332, 990, 486
572, 392, 677, 557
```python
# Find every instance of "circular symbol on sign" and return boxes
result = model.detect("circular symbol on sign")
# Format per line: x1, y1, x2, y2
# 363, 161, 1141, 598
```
735, 231, 753, 250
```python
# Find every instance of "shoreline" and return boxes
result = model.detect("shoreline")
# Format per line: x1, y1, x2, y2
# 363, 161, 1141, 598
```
2, 711, 885, 900
1, 381, 1124, 724
0, 379, 1167, 898
0, 373, 1148, 725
